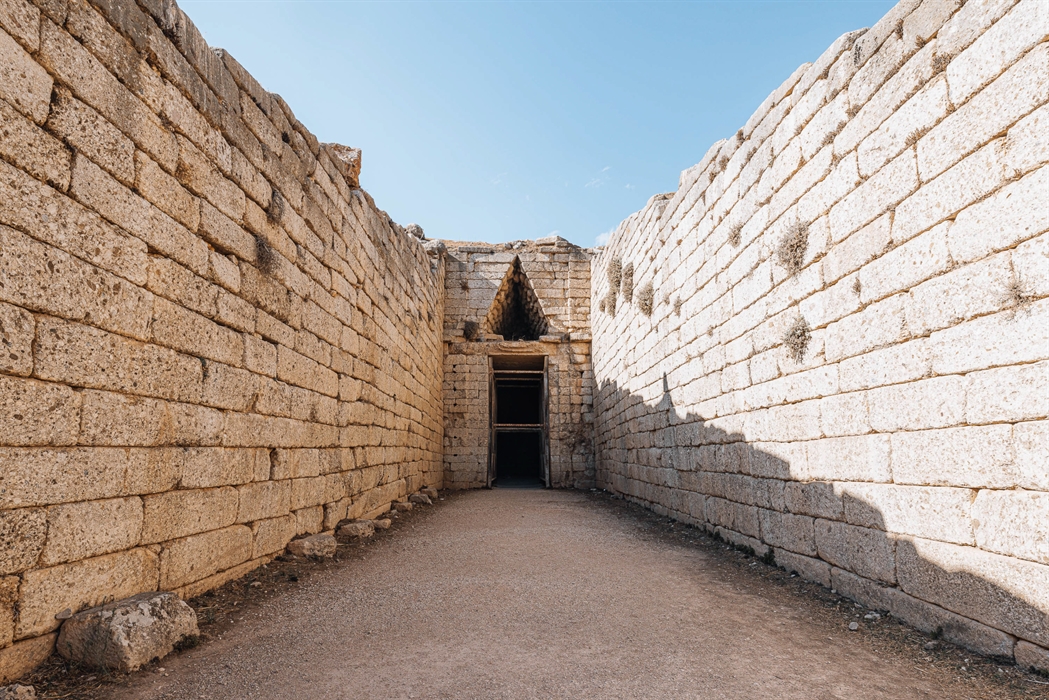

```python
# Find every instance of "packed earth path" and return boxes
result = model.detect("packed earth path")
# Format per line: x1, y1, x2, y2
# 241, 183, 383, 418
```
101, 490, 1040, 700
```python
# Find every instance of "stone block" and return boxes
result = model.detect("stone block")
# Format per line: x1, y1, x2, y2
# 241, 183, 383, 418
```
829, 148, 917, 244
1015, 640, 1049, 675
56, 592, 198, 672
919, 43, 1048, 182
0, 508, 45, 575
884, 587, 1016, 659
276, 346, 338, 398
0, 159, 148, 285
146, 257, 218, 319
17, 548, 159, 638
896, 537, 1049, 646
758, 508, 815, 556
773, 548, 831, 587
972, 490, 1049, 565
841, 483, 973, 545
0, 0, 40, 51
0, 447, 133, 508
251, 514, 296, 558
285, 532, 335, 558
38, 20, 176, 167
408, 493, 432, 506
1014, 421, 1049, 491
0, 375, 80, 446
0, 683, 34, 699
946, 166, 1046, 265
176, 135, 245, 222
945, 0, 1048, 105
868, 374, 967, 433
236, 480, 290, 523
151, 297, 243, 367
783, 480, 842, 520
338, 521, 375, 539
890, 424, 1017, 489
159, 525, 252, 590
0, 97, 71, 190
135, 150, 199, 231
244, 334, 277, 377
293, 506, 323, 536
69, 153, 207, 276
40, 497, 142, 566
0, 26, 51, 123
801, 435, 891, 483
965, 361, 1048, 425
198, 200, 255, 262
141, 487, 238, 544
814, 519, 896, 584
0, 634, 55, 684
179, 448, 254, 489
33, 317, 204, 404
831, 566, 894, 612
0, 224, 153, 340
45, 87, 133, 185
0, 302, 33, 377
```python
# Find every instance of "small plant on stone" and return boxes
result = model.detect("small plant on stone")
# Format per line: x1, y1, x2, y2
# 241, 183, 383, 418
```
605, 289, 617, 316
255, 235, 279, 275
783, 315, 811, 362
636, 282, 654, 317
673, 297, 683, 316
266, 188, 285, 222
777, 221, 809, 276
932, 53, 950, 73
905, 126, 930, 147
607, 256, 623, 294
728, 223, 742, 248
1005, 277, 1034, 311
463, 320, 480, 341
761, 549, 776, 567
621, 262, 634, 303
598, 297, 607, 314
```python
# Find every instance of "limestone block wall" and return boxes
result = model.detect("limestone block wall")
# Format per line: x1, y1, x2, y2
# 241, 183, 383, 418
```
0, 0, 444, 681
442, 239, 595, 488
592, 0, 1048, 663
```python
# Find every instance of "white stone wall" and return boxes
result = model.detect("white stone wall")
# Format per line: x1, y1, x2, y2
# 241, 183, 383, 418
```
442, 240, 595, 488
591, 0, 1048, 663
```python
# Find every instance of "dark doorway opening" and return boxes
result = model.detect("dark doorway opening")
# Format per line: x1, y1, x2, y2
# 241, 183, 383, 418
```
490, 356, 548, 488
494, 432, 543, 488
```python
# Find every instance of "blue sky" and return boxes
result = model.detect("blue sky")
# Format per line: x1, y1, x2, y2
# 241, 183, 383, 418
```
184, 1, 896, 247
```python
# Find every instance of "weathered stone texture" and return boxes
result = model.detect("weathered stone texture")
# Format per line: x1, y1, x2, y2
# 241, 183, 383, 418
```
0, 0, 443, 677
591, 0, 1048, 664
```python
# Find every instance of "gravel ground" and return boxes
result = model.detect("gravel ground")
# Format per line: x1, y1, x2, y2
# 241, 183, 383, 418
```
43, 489, 1045, 699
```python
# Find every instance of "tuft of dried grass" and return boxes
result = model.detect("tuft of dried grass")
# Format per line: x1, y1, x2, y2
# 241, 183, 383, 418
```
932, 53, 951, 73
266, 188, 284, 222
637, 282, 654, 317
729, 223, 743, 248
905, 126, 930, 147
783, 315, 811, 362
673, 297, 683, 316
605, 289, 618, 316
847, 104, 861, 118
621, 262, 634, 303
255, 235, 279, 275
463, 320, 480, 341
607, 256, 623, 293
777, 221, 809, 276
1005, 278, 1035, 310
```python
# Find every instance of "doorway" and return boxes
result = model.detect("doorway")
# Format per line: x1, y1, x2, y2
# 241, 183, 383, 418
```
489, 356, 548, 488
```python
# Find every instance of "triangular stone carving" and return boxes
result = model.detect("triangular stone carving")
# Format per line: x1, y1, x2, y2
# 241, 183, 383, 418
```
484, 257, 549, 341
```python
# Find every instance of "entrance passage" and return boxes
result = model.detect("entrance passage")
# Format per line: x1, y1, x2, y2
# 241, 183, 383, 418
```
490, 356, 548, 488
494, 432, 542, 486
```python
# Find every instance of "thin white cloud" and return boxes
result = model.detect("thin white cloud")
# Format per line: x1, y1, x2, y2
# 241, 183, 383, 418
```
585, 178, 604, 189
491, 172, 507, 186
549, 230, 560, 236
601, 166, 611, 173
595, 231, 611, 246
625, 183, 635, 190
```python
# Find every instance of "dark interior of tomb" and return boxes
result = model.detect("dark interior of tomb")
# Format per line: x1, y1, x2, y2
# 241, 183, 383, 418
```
494, 432, 543, 487
495, 378, 542, 425
488, 258, 549, 341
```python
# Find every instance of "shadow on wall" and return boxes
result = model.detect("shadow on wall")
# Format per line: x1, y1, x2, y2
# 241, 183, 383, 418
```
594, 376, 1048, 663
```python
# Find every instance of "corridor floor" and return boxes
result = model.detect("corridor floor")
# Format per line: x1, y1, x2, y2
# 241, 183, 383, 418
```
109, 489, 1035, 699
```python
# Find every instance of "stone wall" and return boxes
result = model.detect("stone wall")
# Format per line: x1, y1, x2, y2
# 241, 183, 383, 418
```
592, 0, 1047, 663
442, 238, 595, 488
0, 0, 444, 681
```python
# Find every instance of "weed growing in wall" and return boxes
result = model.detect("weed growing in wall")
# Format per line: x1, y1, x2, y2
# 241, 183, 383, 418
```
777, 221, 809, 276
463, 321, 480, 341
266, 188, 284, 222
605, 289, 617, 316
621, 263, 634, 303
255, 235, 279, 275
637, 282, 654, 317
608, 256, 623, 296
783, 315, 811, 362
1005, 278, 1035, 311
673, 297, 682, 316
728, 224, 743, 248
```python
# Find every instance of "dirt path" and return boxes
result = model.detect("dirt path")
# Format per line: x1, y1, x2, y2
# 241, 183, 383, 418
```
103, 489, 1041, 699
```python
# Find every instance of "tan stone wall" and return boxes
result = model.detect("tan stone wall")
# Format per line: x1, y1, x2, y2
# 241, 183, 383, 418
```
442, 239, 595, 488
592, 0, 1047, 662
0, 0, 444, 680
